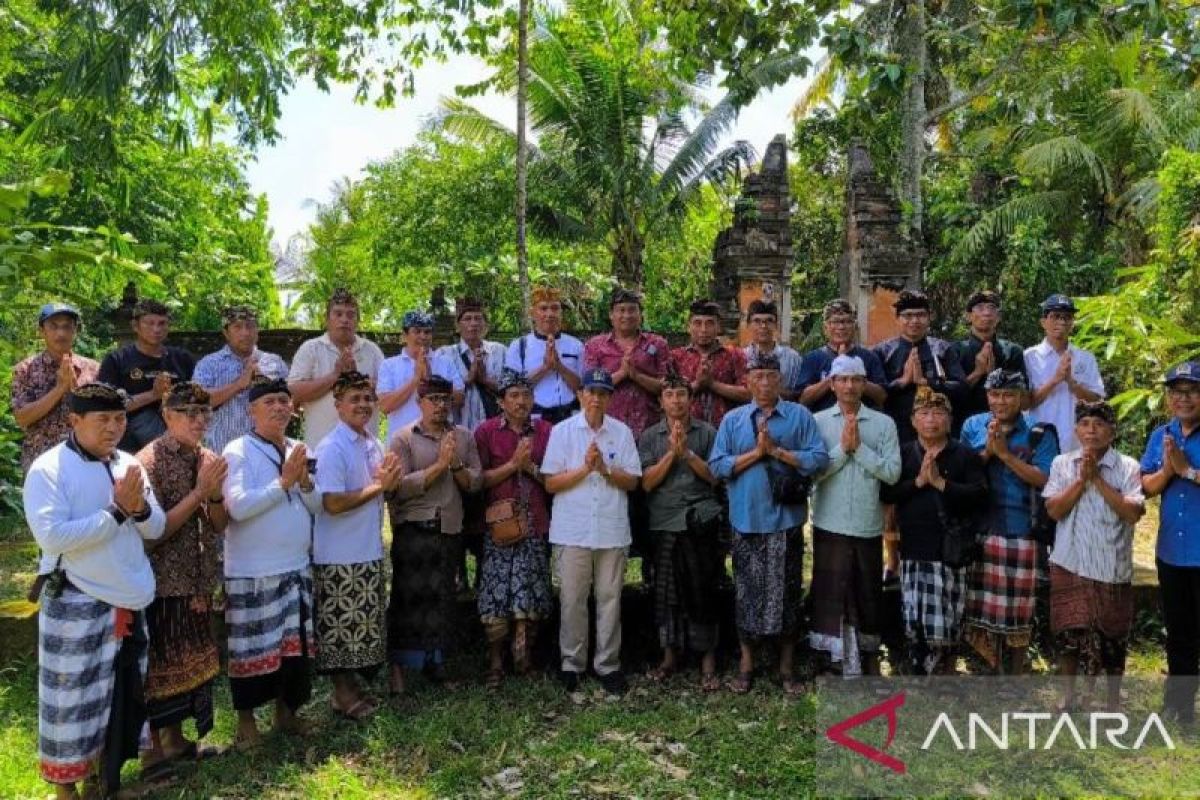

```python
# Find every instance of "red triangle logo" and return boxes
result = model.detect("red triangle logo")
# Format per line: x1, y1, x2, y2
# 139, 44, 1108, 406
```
826, 691, 907, 774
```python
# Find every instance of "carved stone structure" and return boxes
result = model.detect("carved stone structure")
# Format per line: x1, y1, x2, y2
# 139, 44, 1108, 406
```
840, 141, 923, 345
710, 134, 794, 345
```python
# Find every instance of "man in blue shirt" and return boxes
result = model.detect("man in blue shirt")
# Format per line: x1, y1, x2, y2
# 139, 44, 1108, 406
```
960, 370, 1059, 674
1141, 360, 1200, 723
710, 352, 828, 694
797, 299, 887, 413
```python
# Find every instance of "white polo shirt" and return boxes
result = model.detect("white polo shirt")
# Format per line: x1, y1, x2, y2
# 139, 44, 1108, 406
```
312, 422, 385, 566
1024, 340, 1105, 452
505, 332, 584, 410
289, 334, 386, 447
24, 440, 166, 610
222, 433, 323, 578
376, 349, 464, 443
542, 413, 641, 549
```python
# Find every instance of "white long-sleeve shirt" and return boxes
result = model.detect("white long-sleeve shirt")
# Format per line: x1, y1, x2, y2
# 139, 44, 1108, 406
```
222, 433, 322, 578
24, 438, 165, 609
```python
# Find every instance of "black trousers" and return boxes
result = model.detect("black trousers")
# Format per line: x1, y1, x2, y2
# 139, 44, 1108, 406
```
1158, 558, 1200, 721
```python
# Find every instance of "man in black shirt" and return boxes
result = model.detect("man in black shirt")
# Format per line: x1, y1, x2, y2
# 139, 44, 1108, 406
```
796, 299, 888, 413
954, 290, 1027, 434
872, 290, 965, 443
99, 299, 195, 451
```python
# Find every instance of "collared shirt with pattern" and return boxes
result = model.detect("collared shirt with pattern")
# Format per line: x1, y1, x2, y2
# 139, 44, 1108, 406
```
637, 417, 722, 532
1024, 340, 1105, 453
390, 422, 482, 534
289, 333, 386, 447
961, 412, 1059, 537
812, 404, 901, 537
193, 345, 289, 455
744, 343, 803, 395
436, 339, 508, 431
1044, 447, 1143, 584
1141, 418, 1200, 567
583, 331, 672, 438
11, 351, 99, 472
669, 343, 748, 427
474, 415, 554, 537
136, 434, 222, 597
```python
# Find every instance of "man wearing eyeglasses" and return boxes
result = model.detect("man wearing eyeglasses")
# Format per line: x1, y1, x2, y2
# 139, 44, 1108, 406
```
954, 290, 1028, 434
797, 299, 887, 413
743, 300, 803, 402
1024, 294, 1104, 453
871, 290, 966, 444
1141, 361, 1200, 724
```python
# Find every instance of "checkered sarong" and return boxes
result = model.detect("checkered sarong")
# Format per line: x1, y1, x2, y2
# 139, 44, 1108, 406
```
964, 535, 1039, 643
225, 568, 315, 679
901, 559, 965, 647
38, 584, 147, 784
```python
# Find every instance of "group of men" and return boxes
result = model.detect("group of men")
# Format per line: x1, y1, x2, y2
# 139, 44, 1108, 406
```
13, 284, 1200, 797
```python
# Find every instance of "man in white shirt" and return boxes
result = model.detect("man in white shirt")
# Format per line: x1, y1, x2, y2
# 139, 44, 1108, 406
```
543, 367, 642, 695
1044, 400, 1144, 712
222, 377, 322, 749
437, 297, 507, 431
313, 371, 402, 721
24, 382, 166, 799
377, 310, 462, 444
1025, 294, 1105, 452
505, 286, 584, 423
288, 288, 386, 447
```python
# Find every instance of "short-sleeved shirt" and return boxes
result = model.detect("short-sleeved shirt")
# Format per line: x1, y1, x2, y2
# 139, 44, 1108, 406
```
313, 421, 386, 565
542, 413, 642, 548
744, 343, 803, 395
954, 334, 1028, 429
11, 351, 99, 471
376, 350, 464, 443
99, 343, 196, 451
796, 344, 887, 413
812, 404, 901, 537
505, 332, 585, 411
961, 412, 1060, 537
637, 417, 721, 532
436, 339, 508, 431
193, 345, 289, 455
289, 334, 386, 447
136, 434, 222, 597
872, 336, 965, 443
1141, 419, 1200, 567
389, 423, 482, 534
1044, 448, 1143, 584
474, 416, 554, 537
669, 343, 747, 427
583, 331, 672, 438
1024, 340, 1105, 453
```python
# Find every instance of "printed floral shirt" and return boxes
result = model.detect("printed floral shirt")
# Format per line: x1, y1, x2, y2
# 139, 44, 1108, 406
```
11, 351, 99, 472
583, 331, 671, 438
669, 343, 748, 427
136, 434, 222, 597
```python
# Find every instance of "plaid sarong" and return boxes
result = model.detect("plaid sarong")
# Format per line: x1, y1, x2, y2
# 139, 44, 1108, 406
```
901, 559, 966, 648
964, 535, 1039, 651
225, 568, 316, 679
38, 584, 147, 785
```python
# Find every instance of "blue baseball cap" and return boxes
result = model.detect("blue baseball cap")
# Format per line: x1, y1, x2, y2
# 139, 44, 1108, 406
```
582, 367, 614, 392
1164, 361, 1200, 386
38, 302, 81, 325
1039, 294, 1077, 316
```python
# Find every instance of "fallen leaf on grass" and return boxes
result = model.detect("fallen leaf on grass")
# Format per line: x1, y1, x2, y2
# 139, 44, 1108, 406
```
448, 738, 466, 754
486, 767, 525, 793
653, 754, 691, 781
665, 742, 689, 757
573, 755, 599, 770
736, 721, 762, 732
599, 730, 632, 744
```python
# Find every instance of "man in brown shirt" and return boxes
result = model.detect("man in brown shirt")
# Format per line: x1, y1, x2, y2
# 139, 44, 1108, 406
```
135, 382, 228, 776
12, 303, 99, 472
386, 376, 481, 692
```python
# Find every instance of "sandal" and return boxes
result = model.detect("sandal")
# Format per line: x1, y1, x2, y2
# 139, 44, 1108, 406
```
727, 672, 753, 695
647, 665, 676, 683
331, 697, 378, 722
700, 672, 721, 693
780, 677, 806, 696
171, 740, 227, 762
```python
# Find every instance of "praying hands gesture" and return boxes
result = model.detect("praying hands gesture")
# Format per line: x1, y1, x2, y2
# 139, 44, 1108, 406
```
841, 412, 860, 455
374, 452, 404, 492
693, 356, 713, 391
468, 348, 488, 385
55, 353, 76, 394
585, 440, 608, 475
974, 341, 995, 377
669, 420, 689, 459
437, 432, 459, 469
915, 448, 945, 490
1163, 435, 1192, 477
280, 443, 312, 491
755, 418, 776, 460
985, 418, 1010, 458
196, 453, 229, 501
334, 346, 357, 375
1054, 351, 1074, 387
236, 355, 261, 390
113, 465, 147, 515
152, 372, 174, 399
510, 436, 537, 477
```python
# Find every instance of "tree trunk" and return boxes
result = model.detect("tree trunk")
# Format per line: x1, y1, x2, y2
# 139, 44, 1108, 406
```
611, 226, 644, 290
897, 0, 928, 270
516, 0, 532, 328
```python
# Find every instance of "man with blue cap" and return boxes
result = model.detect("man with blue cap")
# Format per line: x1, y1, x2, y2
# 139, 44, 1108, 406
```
542, 366, 642, 696
377, 309, 462, 443
12, 303, 99, 472
1142, 360, 1200, 723
1024, 293, 1104, 452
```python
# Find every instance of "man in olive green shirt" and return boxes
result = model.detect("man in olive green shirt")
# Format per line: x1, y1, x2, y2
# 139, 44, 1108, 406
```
810, 355, 902, 675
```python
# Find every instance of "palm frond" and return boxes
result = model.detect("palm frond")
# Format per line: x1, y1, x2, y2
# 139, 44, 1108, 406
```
1015, 136, 1112, 196
1103, 87, 1169, 149
791, 56, 838, 119
1114, 175, 1161, 223
951, 190, 1075, 264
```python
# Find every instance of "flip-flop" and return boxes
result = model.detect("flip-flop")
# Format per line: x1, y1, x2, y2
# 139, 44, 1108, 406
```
171, 740, 227, 762
647, 665, 676, 683
780, 677, 806, 696
700, 672, 721, 693
331, 697, 378, 721
727, 672, 753, 695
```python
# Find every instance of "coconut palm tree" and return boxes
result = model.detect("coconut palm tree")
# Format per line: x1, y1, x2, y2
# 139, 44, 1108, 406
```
435, 0, 807, 289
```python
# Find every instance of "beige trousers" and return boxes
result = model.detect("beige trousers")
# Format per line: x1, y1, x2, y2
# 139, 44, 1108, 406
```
554, 545, 627, 676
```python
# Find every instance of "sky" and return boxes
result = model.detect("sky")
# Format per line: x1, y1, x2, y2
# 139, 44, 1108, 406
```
244, 52, 814, 249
